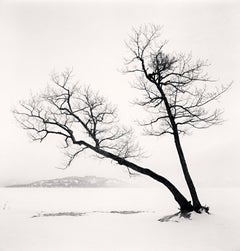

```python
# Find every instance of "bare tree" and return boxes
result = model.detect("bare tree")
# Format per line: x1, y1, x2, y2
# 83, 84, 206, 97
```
14, 70, 194, 213
124, 24, 230, 212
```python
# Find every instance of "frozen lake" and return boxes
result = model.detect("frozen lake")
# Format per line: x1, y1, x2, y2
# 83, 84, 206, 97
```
0, 187, 176, 214
0, 187, 240, 250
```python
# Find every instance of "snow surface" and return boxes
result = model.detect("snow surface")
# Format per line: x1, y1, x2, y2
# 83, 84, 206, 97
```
0, 187, 239, 251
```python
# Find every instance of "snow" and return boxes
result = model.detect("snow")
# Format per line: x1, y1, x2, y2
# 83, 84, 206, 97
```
0, 187, 239, 251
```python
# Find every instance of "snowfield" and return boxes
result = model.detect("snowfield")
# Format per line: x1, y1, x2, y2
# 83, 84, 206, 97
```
0, 187, 239, 251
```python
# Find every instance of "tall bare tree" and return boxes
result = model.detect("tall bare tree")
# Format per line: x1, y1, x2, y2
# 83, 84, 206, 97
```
124, 25, 230, 212
14, 70, 194, 213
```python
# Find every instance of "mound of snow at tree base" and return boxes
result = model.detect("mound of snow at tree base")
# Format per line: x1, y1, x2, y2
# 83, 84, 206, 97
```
0, 187, 239, 251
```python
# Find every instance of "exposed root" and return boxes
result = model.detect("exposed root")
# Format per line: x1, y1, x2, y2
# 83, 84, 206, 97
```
194, 205, 210, 214
200, 205, 210, 214
158, 206, 210, 222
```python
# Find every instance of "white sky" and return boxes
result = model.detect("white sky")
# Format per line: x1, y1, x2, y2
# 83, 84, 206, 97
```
0, 0, 239, 187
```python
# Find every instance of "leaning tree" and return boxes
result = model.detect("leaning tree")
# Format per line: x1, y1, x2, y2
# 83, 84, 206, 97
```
14, 26, 230, 214
14, 70, 195, 212
124, 25, 230, 212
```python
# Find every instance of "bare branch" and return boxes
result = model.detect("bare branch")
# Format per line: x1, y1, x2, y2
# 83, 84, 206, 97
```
14, 70, 142, 170
125, 25, 231, 136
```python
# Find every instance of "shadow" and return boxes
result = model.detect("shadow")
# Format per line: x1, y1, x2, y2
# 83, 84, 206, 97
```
32, 212, 86, 217
32, 210, 148, 218
158, 211, 192, 223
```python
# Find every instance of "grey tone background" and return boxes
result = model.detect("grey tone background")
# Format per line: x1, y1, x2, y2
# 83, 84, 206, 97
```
0, 0, 239, 187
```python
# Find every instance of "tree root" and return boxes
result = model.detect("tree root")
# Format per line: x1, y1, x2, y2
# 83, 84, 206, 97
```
158, 205, 210, 222
194, 205, 210, 214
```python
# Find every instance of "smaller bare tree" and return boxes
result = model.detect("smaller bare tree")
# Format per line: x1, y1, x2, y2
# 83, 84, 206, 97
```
14, 69, 195, 213
124, 24, 231, 212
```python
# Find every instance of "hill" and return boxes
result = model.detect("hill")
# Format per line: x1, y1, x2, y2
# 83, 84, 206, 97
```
7, 176, 128, 188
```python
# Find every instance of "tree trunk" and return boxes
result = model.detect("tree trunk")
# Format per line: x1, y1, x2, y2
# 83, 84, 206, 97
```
156, 85, 202, 212
173, 132, 202, 211
77, 140, 194, 212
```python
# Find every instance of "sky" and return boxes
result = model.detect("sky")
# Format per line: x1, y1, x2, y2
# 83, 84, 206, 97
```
0, 0, 239, 188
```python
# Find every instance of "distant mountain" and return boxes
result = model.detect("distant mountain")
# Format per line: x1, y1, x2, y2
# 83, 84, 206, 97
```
6, 176, 128, 188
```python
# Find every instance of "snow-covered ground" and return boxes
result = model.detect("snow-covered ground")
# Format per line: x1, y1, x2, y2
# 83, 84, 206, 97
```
0, 187, 239, 251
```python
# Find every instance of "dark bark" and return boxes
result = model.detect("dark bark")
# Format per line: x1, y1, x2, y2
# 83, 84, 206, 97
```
125, 25, 230, 213
173, 133, 202, 211
74, 139, 194, 212
156, 85, 202, 211
134, 61, 203, 212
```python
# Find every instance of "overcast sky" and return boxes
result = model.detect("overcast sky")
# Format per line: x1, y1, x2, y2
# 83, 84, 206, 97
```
0, 0, 239, 187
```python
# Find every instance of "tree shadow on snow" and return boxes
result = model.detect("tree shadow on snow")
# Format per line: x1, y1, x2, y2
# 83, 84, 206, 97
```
32, 210, 148, 218
158, 211, 192, 223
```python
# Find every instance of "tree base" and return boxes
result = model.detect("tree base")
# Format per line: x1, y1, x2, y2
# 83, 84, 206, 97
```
193, 205, 210, 214
158, 205, 210, 222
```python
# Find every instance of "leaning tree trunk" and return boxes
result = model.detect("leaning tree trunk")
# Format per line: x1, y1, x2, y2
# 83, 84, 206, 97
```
156, 85, 202, 212
76, 140, 194, 212
173, 132, 202, 212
